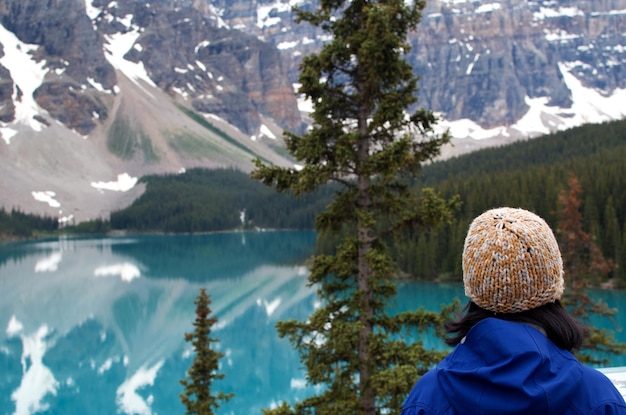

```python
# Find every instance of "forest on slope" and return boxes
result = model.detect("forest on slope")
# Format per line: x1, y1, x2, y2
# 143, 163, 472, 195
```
395, 119, 626, 283
3, 119, 626, 283
109, 168, 337, 232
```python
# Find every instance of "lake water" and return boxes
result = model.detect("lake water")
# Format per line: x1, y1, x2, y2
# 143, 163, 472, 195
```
1, 231, 625, 415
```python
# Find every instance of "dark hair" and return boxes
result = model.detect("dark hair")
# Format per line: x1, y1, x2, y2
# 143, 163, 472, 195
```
445, 300, 588, 351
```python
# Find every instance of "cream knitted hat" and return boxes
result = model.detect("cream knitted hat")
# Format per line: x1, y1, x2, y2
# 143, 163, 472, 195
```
462, 207, 564, 313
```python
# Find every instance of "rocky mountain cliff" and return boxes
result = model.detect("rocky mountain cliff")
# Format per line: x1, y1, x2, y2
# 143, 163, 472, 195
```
0, 0, 625, 222
218, 0, 626, 151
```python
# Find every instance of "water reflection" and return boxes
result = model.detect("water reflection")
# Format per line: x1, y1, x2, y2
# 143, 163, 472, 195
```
0, 232, 318, 414
1, 231, 625, 414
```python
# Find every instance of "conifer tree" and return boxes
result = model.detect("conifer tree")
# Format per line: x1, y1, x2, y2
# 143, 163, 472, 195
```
180, 288, 233, 415
252, 0, 459, 412
556, 175, 626, 364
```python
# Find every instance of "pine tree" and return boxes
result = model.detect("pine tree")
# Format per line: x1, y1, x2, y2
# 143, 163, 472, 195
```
556, 175, 626, 365
180, 288, 233, 415
603, 195, 622, 277
252, 0, 459, 412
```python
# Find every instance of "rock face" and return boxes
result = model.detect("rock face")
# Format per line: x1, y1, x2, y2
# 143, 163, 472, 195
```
216, 0, 626, 138
409, 0, 626, 130
92, 0, 303, 136
0, 0, 302, 138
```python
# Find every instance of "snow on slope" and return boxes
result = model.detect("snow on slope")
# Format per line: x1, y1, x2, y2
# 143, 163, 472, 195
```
0, 24, 48, 143
440, 63, 626, 141
101, 13, 157, 96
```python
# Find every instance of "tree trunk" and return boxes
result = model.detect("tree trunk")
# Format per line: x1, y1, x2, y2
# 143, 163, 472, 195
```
357, 117, 375, 414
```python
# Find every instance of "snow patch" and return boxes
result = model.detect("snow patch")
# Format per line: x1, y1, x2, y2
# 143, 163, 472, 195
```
475, 3, 501, 13
277, 41, 299, 50
32, 191, 61, 208
294, 83, 314, 113
260, 124, 276, 139
466, 53, 480, 75
91, 173, 138, 192
194, 40, 211, 54
544, 29, 580, 43
206, 3, 229, 29
591, 9, 626, 17
1, 128, 18, 144
257, 2, 292, 28
172, 87, 188, 99
195, 60, 206, 71
104, 29, 156, 96
0, 24, 48, 136
533, 6, 584, 20
558, 61, 626, 123
83, 0, 101, 20
510, 96, 556, 136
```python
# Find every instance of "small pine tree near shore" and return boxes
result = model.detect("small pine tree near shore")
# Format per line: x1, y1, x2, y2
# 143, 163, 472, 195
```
180, 288, 233, 415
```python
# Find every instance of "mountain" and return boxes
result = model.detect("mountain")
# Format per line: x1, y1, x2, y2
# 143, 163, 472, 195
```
220, 0, 626, 154
0, 0, 300, 222
0, 0, 625, 222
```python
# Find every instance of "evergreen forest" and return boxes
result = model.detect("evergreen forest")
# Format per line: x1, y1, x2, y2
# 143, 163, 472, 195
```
0, 207, 58, 239
3, 119, 626, 284
109, 168, 336, 232
395, 118, 626, 284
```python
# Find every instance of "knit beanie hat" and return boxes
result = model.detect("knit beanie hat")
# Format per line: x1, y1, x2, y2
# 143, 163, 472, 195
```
462, 207, 564, 313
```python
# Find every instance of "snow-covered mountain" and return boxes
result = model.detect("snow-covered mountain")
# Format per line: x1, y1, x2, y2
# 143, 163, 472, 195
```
0, 0, 625, 222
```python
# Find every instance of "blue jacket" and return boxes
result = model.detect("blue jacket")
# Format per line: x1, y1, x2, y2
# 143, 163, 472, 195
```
401, 318, 626, 415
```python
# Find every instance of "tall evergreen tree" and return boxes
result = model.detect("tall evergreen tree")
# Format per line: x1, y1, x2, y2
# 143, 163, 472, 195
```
180, 288, 233, 415
556, 175, 626, 364
603, 195, 622, 275
252, 0, 459, 412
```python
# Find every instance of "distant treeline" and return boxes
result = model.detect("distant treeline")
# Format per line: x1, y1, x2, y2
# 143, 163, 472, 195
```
0, 208, 58, 239
109, 168, 336, 232
3, 119, 626, 283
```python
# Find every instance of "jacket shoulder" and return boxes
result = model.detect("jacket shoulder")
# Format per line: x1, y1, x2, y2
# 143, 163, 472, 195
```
401, 370, 454, 415
569, 365, 626, 414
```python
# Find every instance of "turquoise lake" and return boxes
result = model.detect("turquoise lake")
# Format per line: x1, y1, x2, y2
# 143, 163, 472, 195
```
1, 231, 625, 414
